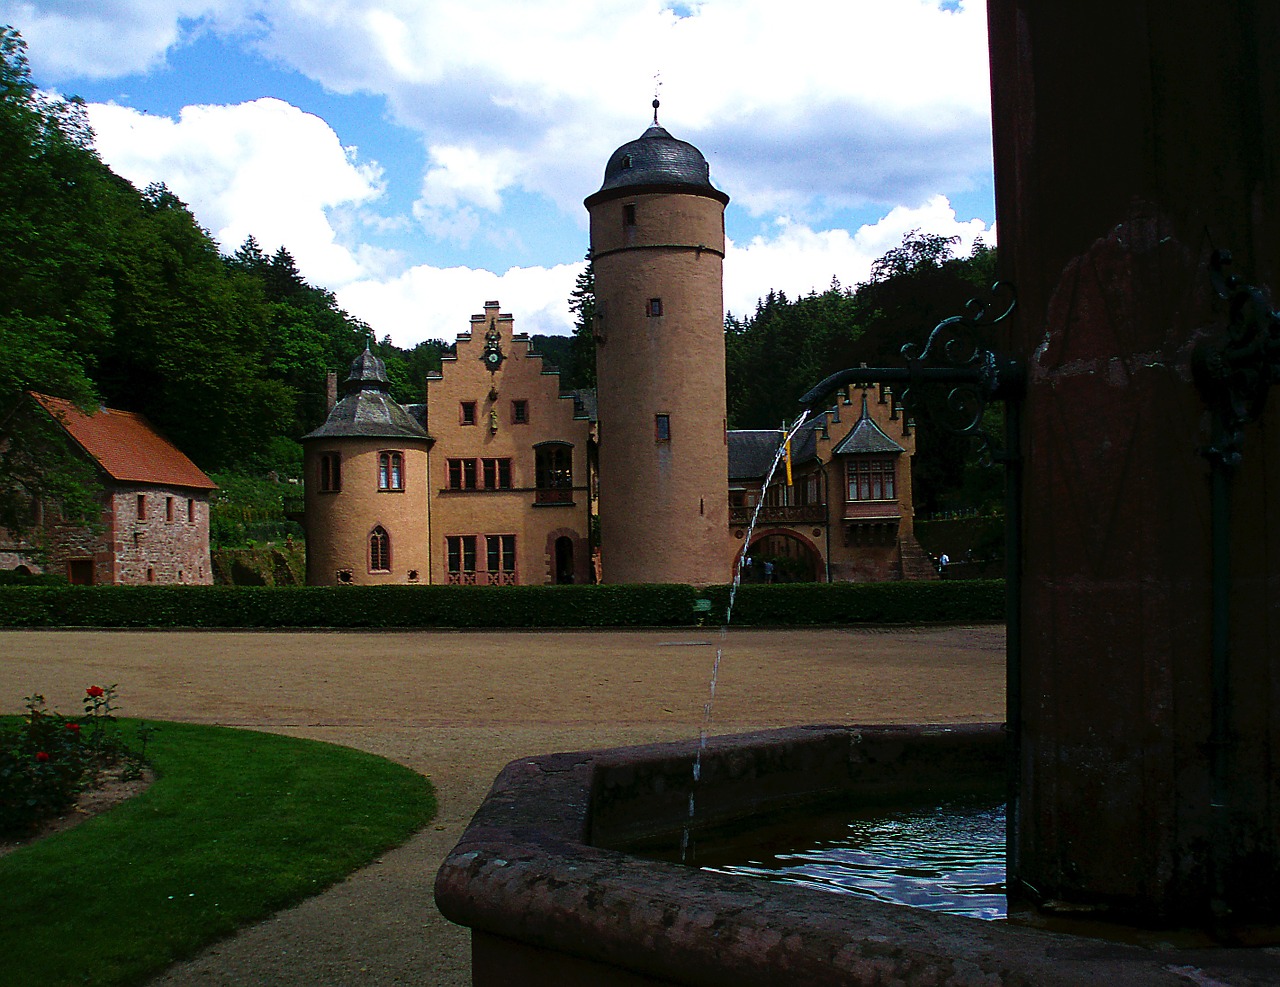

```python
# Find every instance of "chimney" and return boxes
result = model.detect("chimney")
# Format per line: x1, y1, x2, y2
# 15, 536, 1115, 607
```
326, 372, 338, 413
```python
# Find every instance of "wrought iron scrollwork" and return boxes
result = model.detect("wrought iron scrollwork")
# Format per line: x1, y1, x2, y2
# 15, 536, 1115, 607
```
1194, 250, 1280, 468
898, 282, 1021, 465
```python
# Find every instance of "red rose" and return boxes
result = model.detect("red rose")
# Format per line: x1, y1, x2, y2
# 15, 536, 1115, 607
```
86, 686, 105, 698
66, 723, 81, 733
35, 751, 49, 762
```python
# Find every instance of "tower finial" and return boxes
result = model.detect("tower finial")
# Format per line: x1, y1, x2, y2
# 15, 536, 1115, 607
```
652, 72, 662, 124
652, 97, 660, 125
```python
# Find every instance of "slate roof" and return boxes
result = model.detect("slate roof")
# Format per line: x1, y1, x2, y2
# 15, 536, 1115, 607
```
831, 395, 905, 456
302, 348, 431, 443
30, 392, 216, 490
566, 388, 598, 422
728, 423, 819, 481
585, 118, 729, 206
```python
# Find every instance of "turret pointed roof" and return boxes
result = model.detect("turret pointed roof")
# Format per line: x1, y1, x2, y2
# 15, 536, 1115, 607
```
831, 393, 905, 455
302, 346, 430, 442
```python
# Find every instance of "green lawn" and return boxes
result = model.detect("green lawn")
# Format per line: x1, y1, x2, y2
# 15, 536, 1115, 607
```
0, 719, 436, 987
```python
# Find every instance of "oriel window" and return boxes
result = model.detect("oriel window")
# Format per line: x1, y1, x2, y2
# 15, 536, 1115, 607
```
846, 458, 897, 501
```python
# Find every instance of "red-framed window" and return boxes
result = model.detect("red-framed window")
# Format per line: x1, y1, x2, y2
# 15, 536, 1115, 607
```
846, 457, 897, 501
378, 451, 404, 491
319, 452, 341, 492
369, 526, 391, 572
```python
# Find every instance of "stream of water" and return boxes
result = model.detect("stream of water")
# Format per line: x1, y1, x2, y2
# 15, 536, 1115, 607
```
682, 412, 812, 863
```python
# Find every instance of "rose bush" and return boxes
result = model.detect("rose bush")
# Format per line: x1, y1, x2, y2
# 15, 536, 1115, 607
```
0, 686, 150, 835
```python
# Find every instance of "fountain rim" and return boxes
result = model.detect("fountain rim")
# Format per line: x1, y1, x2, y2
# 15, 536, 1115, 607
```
433, 723, 1261, 987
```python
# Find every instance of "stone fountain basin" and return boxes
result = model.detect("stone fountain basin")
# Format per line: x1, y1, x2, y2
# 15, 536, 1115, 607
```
434, 724, 1277, 986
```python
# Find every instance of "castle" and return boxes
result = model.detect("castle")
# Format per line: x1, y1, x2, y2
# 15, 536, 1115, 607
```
299, 111, 931, 586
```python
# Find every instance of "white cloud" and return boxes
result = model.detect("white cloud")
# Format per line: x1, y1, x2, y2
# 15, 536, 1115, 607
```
4, 0, 253, 79
725, 195, 990, 319
337, 261, 583, 348
243, 0, 993, 235
86, 97, 385, 285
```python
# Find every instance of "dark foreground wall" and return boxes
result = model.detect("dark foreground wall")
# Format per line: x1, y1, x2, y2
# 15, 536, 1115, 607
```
988, 2, 1280, 923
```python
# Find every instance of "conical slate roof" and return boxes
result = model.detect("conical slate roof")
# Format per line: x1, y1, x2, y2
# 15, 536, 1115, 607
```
831, 394, 905, 456
302, 347, 429, 442
585, 105, 728, 207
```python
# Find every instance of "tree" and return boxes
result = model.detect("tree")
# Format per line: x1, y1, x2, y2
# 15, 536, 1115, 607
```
565, 254, 597, 389
0, 27, 113, 542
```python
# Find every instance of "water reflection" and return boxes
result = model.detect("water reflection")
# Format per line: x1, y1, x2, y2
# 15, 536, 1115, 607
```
705, 800, 1007, 920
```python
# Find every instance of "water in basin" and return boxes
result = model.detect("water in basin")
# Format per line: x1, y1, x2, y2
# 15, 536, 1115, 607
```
698, 798, 1007, 920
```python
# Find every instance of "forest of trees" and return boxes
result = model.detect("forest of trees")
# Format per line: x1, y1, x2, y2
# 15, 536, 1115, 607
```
0, 28, 446, 542
2, 23, 999, 550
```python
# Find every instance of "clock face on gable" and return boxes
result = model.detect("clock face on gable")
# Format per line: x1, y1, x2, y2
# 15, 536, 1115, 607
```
481, 320, 504, 371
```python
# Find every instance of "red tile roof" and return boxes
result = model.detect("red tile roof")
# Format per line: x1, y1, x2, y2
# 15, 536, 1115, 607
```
30, 393, 217, 490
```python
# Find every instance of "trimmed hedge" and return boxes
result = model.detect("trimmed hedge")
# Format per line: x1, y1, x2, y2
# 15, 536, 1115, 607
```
0, 580, 1005, 630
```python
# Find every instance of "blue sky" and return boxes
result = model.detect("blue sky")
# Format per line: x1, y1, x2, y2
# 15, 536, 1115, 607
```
3, 1, 995, 346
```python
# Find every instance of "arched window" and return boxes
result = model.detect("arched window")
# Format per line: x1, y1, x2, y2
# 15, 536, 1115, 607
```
378, 452, 404, 491
369, 526, 391, 572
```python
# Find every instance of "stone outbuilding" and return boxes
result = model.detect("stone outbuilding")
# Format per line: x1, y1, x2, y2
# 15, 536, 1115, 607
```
7, 392, 216, 585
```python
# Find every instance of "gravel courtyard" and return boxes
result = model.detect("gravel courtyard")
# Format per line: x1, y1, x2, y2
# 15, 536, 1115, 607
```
0, 625, 1004, 986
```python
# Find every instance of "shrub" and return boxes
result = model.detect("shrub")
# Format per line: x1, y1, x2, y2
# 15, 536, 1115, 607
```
0, 686, 150, 836
0, 580, 1005, 629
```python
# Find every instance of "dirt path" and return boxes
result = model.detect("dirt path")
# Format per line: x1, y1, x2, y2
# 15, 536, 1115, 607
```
0, 625, 1004, 986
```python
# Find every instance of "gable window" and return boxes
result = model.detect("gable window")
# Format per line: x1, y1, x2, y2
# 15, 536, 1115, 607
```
378, 451, 404, 491
369, 525, 391, 572
646, 297, 663, 317
655, 414, 671, 441
534, 444, 573, 504
447, 458, 478, 490
460, 401, 477, 425
482, 458, 512, 490
511, 399, 529, 425
447, 535, 478, 584
847, 458, 897, 501
319, 452, 341, 492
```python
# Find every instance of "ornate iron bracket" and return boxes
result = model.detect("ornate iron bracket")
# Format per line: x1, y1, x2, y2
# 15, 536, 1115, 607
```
799, 282, 1023, 464
1193, 250, 1280, 468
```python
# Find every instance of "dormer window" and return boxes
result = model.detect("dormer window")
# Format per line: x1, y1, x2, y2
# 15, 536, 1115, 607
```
621, 154, 633, 169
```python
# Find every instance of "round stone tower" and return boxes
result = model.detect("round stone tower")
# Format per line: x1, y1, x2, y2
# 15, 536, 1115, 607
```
585, 104, 733, 585
301, 346, 431, 586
